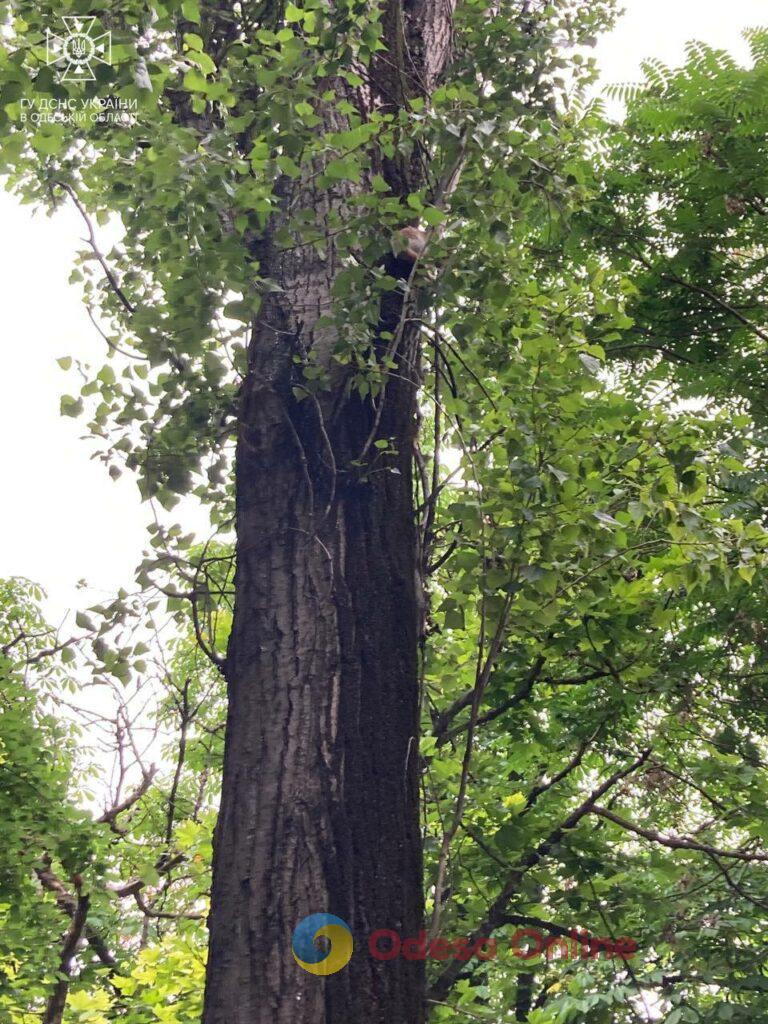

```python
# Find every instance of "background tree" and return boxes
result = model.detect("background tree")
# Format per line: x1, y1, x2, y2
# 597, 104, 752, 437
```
578, 29, 768, 413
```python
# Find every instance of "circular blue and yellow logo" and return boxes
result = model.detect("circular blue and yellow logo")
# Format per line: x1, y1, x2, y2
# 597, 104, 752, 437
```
292, 913, 353, 975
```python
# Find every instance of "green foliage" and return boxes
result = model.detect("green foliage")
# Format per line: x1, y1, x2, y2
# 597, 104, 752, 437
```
0, 580, 92, 1021
574, 33, 768, 417
3, 3, 768, 1023
0, 578, 220, 1022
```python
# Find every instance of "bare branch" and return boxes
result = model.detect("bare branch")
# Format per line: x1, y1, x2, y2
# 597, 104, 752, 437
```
97, 765, 157, 827
134, 890, 203, 921
55, 181, 135, 316
592, 806, 768, 863
109, 852, 186, 898
43, 892, 90, 1024
36, 861, 117, 970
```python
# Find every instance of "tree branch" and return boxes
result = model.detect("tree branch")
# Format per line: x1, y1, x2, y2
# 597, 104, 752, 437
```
36, 861, 117, 970
522, 725, 603, 814
55, 181, 135, 316
433, 655, 545, 743
429, 593, 515, 937
592, 805, 768, 862
43, 892, 90, 1024
96, 765, 157, 828
428, 749, 652, 1002
109, 852, 186, 898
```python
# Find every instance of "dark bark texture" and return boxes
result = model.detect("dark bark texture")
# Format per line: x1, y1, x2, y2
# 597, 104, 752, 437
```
202, 3, 455, 1022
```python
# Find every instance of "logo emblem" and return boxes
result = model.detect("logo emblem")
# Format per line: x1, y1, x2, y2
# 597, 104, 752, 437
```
46, 17, 112, 82
292, 914, 353, 976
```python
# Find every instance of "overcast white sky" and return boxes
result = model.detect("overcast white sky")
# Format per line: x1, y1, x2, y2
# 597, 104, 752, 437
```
1, 0, 766, 625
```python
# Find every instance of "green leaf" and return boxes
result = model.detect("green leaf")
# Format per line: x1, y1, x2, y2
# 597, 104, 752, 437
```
325, 158, 359, 182
181, 0, 201, 22
60, 395, 84, 418
75, 611, 96, 631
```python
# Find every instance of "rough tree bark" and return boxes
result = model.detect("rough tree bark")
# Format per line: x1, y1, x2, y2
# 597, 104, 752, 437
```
202, 3, 456, 1023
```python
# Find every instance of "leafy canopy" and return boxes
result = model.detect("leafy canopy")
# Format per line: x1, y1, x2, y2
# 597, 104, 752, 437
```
2, 5, 768, 1023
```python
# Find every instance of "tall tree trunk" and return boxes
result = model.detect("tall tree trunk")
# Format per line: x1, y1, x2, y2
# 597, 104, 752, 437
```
202, 4, 455, 1022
